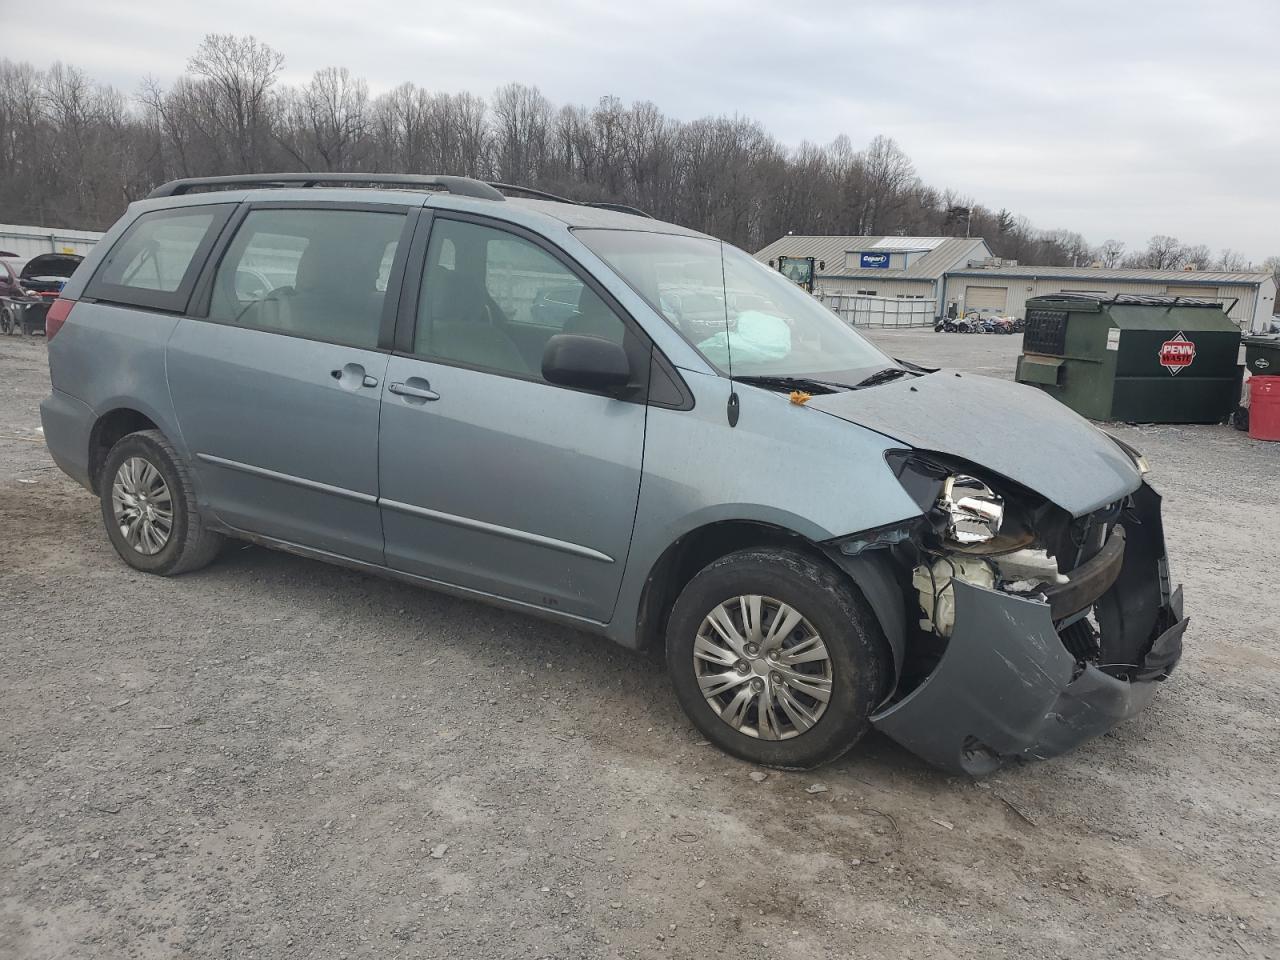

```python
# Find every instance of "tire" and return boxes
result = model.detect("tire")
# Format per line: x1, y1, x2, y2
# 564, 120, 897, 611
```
666, 547, 890, 769
1, 306, 15, 335
99, 429, 223, 576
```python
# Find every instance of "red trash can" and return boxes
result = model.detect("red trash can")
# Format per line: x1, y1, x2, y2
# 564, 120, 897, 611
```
1249, 376, 1280, 442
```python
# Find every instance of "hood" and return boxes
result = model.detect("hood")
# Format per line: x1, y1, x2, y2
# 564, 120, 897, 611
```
20, 254, 82, 280
808, 372, 1141, 516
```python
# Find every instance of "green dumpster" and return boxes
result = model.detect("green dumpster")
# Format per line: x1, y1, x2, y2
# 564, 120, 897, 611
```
1243, 334, 1280, 378
1015, 294, 1241, 423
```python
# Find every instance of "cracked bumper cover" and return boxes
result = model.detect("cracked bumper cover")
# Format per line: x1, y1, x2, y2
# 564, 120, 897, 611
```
870, 483, 1186, 776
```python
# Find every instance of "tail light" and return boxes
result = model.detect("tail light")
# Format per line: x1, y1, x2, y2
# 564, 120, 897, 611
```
45, 298, 76, 340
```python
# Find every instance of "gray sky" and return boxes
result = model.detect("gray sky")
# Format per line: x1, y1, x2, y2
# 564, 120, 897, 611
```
12, 0, 1279, 262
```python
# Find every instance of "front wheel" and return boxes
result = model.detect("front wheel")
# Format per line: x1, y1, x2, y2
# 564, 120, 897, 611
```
666, 548, 889, 769
99, 429, 224, 575
0, 306, 16, 335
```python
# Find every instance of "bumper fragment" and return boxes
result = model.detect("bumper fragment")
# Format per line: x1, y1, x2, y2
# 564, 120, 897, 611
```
871, 580, 1185, 776
872, 482, 1185, 776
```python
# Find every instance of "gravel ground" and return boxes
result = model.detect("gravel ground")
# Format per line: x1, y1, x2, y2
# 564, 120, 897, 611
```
2, 327, 1277, 960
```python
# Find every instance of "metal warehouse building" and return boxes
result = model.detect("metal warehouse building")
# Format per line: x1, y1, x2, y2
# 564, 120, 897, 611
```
755, 234, 1278, 332
754, 235, 993, 300
943, 265, 1276, 332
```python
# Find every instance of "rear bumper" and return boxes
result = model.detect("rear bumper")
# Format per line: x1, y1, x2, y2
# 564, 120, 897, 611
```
871, 483, 1185, 776
40, 389, 95, 491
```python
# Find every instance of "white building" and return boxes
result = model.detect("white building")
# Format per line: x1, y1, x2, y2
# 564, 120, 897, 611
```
755, 234, 1278, 331
753, 235, 993, 304
943, 264, 1276, 332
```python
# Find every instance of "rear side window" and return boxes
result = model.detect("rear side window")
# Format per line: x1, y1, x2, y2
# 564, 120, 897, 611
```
208, 208, 406, 350
87, 205, 232, 312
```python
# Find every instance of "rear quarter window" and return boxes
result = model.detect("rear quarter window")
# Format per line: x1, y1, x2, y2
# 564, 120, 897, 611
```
86, 204, 234, 312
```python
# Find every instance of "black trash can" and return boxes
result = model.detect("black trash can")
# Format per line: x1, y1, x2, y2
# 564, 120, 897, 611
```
1243, 334, 1280, 378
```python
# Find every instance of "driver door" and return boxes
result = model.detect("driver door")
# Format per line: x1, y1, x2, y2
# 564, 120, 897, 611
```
378, 214, 649, 621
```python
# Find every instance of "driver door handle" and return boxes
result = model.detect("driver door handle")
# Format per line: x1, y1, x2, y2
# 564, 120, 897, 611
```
389, 380, 440, 401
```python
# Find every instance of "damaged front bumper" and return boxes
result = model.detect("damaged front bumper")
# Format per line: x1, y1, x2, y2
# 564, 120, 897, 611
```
870, 483, 1187, 776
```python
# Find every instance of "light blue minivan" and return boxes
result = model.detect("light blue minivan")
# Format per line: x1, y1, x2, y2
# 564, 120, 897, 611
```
41, 174, 1187, 774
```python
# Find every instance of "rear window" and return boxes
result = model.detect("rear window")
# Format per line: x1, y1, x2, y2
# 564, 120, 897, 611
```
87, 205, 233, 312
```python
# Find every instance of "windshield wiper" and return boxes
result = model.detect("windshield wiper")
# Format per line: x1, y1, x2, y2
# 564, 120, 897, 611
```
854, 367, 912, 388
734, 374, 850, 395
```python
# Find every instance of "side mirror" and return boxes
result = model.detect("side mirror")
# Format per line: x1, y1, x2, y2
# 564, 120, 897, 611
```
542, 334, 632, 395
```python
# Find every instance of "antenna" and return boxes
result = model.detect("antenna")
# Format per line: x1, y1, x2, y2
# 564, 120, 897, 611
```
720, 241, 740, 427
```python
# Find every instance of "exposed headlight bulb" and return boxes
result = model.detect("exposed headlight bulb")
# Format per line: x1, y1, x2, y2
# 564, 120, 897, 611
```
939, 475, 1005, 546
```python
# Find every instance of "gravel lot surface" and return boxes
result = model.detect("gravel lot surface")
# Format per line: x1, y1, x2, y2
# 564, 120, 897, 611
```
2, 327, 1277, 959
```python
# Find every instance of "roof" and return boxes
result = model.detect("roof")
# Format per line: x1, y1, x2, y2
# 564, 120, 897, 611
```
1031, 293, 1225, 307
504, 197, 708, 236
753, 235, 989, 280
948, 265, 1270, 286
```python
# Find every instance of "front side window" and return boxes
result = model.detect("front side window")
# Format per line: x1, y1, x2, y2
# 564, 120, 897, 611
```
96, 208, 217, 294
415, 218, 626, 379
209, 208, 404, 350
577, 230, 891, 382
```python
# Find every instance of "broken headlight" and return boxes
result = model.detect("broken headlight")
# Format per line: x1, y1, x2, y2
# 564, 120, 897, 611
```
938, 474, 1004, 547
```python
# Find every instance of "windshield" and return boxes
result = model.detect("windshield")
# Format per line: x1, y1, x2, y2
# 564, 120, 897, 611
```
576, 230, 891, 382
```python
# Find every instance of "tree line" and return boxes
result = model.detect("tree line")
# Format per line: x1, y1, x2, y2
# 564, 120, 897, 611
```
2, 33, 1276, 283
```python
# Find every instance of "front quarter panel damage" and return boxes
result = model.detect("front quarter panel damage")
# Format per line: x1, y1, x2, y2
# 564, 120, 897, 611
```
869, 481, 1187, 776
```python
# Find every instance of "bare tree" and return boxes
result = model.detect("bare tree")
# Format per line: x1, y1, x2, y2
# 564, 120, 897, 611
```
857, 135, 915, 235
1096, 239, 1125, 268
278, 67, 370, 171
186, 33, 284, 173
491, 83, 552, 186
1215, 248, 1250, 272
0, 39, 1264, 266
1125, 235, 1191, 270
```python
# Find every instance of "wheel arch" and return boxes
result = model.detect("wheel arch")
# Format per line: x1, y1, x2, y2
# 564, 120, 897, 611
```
630, 519, 908, 684
88, 407, 161, 493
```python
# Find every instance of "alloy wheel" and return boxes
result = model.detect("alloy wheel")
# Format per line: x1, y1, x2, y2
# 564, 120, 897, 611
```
693, 594, 833, 740
110, 456, 174, 555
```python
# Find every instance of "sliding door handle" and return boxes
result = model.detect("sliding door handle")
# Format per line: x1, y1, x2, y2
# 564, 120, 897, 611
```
389, 380, 440, 401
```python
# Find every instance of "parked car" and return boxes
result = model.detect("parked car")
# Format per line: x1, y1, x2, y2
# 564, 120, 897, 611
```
19, 252, 84, 297
40, 173, 1187, 775
0, 252, 83, 334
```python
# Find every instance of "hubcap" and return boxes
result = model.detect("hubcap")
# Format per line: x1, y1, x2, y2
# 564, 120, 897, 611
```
110, 456, 173, 555
693, 595, 833, 740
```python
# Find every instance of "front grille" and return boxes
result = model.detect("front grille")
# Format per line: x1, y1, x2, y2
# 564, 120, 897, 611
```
1025, 309, 1068, 355
1059, 617, 1100, 661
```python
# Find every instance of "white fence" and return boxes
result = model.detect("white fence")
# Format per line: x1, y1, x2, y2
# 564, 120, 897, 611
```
822, 293, 937, 328
0, 223, 104, 270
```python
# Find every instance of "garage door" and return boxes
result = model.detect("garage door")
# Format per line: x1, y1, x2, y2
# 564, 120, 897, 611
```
1166, 284, 1216, 298
964, 285, 1008, 312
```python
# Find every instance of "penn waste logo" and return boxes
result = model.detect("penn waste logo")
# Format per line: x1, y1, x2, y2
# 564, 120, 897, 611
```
1158, 332, 1196, 375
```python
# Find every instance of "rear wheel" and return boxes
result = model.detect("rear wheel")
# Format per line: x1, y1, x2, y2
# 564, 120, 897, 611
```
666, 548, 889, 769
99, 429, 223, 575
0, 306, 16, 335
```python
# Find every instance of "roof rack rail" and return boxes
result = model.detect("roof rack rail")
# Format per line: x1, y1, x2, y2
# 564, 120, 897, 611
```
487, 182, 576, 204
147, 173, 505, 201
488, 182, 654, 218
584, 201, 655, 219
